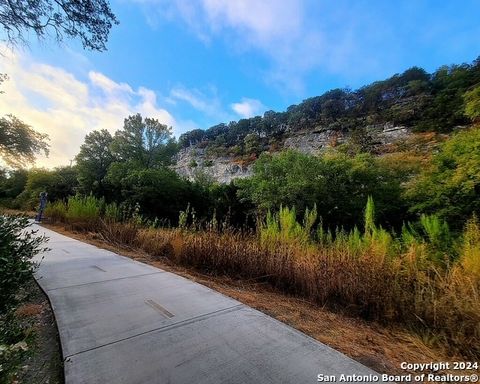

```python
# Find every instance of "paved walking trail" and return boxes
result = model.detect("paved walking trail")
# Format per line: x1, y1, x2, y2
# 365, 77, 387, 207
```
33, 224, 381, 384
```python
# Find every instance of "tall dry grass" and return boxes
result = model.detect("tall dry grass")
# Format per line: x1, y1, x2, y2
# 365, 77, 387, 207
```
50, 196, 480, 358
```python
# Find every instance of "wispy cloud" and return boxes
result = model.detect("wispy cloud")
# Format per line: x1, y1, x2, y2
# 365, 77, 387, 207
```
128, 0, 480, 95
231, 98, 265, 118
0, 47, 194, 168
130, 0, 315, 92
169, 85, 232, 122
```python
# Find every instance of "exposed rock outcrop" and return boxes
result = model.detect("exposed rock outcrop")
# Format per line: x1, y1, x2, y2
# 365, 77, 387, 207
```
173, 147, 252, 184
173, 124, 411, 183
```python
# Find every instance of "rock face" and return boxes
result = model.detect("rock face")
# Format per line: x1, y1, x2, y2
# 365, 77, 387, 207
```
173, 147, 252, 184
283, 130, 344, 154
173, 124, 411, 183
283, 124, 411, 155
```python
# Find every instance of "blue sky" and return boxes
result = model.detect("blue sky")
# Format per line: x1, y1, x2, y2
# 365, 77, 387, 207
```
1, 0, 480, 166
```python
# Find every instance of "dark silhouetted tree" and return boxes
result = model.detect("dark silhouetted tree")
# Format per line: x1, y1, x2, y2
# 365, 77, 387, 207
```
0, 0, 118, 51
0, 115, 49, 167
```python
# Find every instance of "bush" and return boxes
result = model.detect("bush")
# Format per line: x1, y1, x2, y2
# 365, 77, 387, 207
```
237, 150, 408, 231
104, 202, 122, 223
44, 200, 67, 223
66, 195, 102, 230
0, 216, 48, 313
0, 216, 48, 382
406, 127, 480, 229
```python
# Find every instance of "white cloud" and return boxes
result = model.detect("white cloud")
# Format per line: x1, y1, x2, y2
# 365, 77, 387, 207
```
89, 71, 134, 95
202, 0, 302, 43
129, 0, 326, 93
231, 98, 265, 118
169, 85, 231, 121
128, 0, 406, 94
0, 47, 188, 168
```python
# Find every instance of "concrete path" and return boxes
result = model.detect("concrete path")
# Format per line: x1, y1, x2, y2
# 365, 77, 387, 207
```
33, 225, 381, 384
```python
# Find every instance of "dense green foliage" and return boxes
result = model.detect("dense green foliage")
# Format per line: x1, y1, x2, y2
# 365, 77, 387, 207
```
464, 86, 480, 122
6, 166, 79, 209
0, 216, 48, 382
237, 150, 408, 230
0, 216, 47, 313
406, 127, 480, 229
110, 114, 177, 168
0, 115, 49, 167
0, 169, 27, 204
75, 129, 114, 198
107, 163, 201, 223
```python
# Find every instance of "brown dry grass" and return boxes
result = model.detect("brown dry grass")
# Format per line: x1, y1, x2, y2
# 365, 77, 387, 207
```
14, 303, 43, 318
42, 223, 470, 376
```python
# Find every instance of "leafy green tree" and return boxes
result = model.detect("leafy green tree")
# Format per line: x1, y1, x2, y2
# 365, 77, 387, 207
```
244, 133, 260, 155
464, 86, 480, 122
237, 150, 319, 213
110, 114, 177, 168
47, 166, 78, 201
406, 127, 480, 229
0, 115, 49, 167
237, 150, 407, 230
0, 0, 118, 51
76, 129, 114, 197
0, 169, 27, 201
13, 167, 78, 209
179, 129, 205, 148
106, 162, 200, 223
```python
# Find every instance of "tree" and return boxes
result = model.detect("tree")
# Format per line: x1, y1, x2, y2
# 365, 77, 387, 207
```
237, 150, 407, 230
464, 86, 480, 122
47, 165, 78, 201
0, 168, 27, 200
179, 129, 205, 148
75, 129, 114, 196
405, 127, 480, 229
110, 114, 176, 168
106, 162, 199, 223
0, 115, 49, 167
11, 166, 78, 208
0, 0, 118, 51
244, 133, 260, 155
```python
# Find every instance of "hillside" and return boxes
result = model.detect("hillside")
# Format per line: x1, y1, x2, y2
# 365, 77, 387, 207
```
174, 58, 480, 182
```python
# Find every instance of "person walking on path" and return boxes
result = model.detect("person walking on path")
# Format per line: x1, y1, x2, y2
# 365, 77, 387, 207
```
36, 191, 48, 222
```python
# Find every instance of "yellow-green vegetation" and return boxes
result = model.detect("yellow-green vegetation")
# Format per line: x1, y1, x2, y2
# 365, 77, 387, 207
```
406, 127, 480, 228
65, 195, 102, 230
464, 86, 480, 122
43, 195, 480, 358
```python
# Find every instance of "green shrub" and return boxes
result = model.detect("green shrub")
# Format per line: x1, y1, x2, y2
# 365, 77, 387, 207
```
44, 200, 67, 223
260, 205, 316, 246
419, 214, 455, 263
0, 216, 47, 382
66, 195, 103, 230
0, 216, 48, 313
104, 202, 121, 223
0, 310, 34, 383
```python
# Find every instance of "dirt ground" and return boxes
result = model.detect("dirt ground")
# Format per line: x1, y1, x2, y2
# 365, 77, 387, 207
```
13, 279, 63, 384
42, 223, 471, 377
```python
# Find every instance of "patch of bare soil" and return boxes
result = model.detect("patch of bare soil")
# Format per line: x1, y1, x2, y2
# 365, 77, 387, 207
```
42, 224, 468, 377
13, 279, 63, 384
